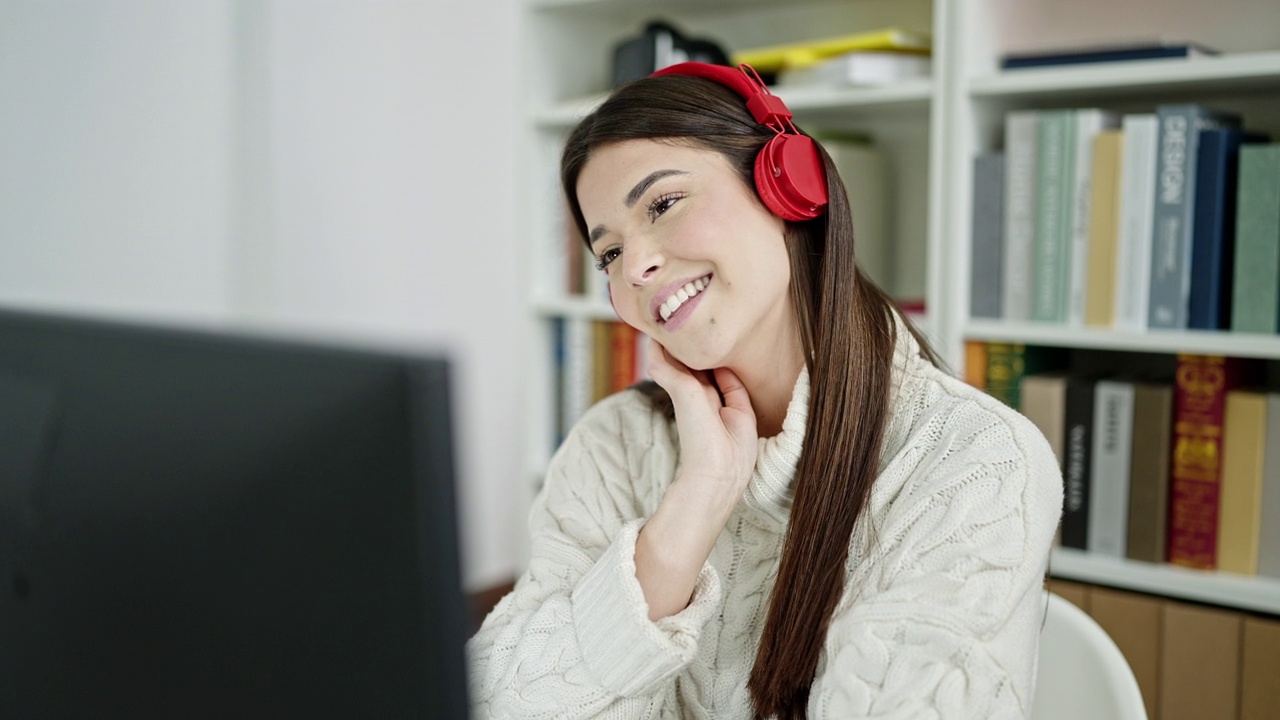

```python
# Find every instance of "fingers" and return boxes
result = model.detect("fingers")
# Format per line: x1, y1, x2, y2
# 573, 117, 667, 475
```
712, 367, 754, 415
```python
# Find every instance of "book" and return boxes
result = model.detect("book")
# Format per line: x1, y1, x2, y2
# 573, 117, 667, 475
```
562, 317, 593, 437
1067, 110, 1120, 326
1085, 129, 1124, 327
1167, 354, 1254, 569
776, 50, 931, 87
1148, 105, 1241, 329
1032, 109, 1075, 323
609, 321, 639, 394
1020, 373, 1069, 468
1088, 379, 1135, 557
1001, 41, 1218, 70
731, 27, 931, 73
1218, 390, 1271, 574
1114, 114, 1159, 331
1259, 394, 1280, 580
1189, 128, 1269, 330
1061, 376, 1098, 549
821, 135, 890, 291
970, 153, 1005, 319
1161, 602, 1243, 720
984, 343, 1068, 411
1230, 143, 1280, 334
1002, 111, 1040, 321
964, 341, 988, 390
1125, 382, 1174, 564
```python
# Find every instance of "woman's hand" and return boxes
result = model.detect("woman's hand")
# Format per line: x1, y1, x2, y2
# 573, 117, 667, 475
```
634, 338, 758, 620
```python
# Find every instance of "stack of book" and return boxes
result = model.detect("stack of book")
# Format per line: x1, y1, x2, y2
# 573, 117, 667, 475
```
970, 105, 1280, 333
551, 318, 647, 445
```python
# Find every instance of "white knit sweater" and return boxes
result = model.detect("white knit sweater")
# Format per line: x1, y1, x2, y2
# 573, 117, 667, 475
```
469, 327, 1064, 719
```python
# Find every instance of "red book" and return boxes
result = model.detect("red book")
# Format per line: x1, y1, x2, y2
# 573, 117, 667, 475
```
1167, 354, 1249, 568
609, 322, 638, 394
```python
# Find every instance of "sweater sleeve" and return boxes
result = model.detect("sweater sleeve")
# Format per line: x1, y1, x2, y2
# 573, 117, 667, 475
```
467, 394, 723, 719
808, 396, 1064, 720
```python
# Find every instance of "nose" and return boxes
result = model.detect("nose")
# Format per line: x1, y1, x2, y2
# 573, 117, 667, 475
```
621, 234, 663, 287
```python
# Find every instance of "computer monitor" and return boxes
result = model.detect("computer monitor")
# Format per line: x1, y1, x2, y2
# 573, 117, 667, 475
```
0, 308, 470, 718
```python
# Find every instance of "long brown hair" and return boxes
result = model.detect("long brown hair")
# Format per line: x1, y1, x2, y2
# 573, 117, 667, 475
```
561, 74, 940, 719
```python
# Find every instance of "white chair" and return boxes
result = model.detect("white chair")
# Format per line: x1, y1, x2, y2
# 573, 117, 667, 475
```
1030, 591, 1149, 720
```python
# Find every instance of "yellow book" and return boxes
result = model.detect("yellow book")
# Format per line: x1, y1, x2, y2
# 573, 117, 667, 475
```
1085, 130, 1124, 326
731, 28, 931, 73
1218, 390, 1269, 574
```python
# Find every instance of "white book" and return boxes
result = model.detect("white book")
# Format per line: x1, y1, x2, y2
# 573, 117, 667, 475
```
562, 317, 593, 434
777, 51, 931, 87
1066, 109, 1120, 326
1114, 114, 1158, 330
1002, 111, 1040, 321
1088, 380, 1135, 557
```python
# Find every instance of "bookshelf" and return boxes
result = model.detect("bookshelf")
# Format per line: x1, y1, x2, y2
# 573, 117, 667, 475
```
521, 0, 1280, 612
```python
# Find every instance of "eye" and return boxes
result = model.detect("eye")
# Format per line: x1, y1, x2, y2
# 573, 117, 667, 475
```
647, 192, 685, 221
594, 246, 621, 272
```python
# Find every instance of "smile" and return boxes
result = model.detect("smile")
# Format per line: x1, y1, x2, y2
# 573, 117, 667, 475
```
657, 274, 711, 323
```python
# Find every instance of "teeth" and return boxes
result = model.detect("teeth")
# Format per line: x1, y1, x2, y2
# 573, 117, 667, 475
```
659, 277, 709, 322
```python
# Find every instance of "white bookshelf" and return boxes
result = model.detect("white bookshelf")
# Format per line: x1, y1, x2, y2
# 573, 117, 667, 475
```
522, 0, 1280, 613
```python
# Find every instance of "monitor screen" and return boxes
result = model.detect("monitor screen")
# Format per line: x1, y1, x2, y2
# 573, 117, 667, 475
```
0, 308, 470, 718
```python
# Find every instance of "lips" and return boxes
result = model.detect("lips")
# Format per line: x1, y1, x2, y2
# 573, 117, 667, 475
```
651, 273, 713, 325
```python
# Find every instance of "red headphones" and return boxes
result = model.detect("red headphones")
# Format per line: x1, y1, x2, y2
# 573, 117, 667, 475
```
650, 62, 828, 222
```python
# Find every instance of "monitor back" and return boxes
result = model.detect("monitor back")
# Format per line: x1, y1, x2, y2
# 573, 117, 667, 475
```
0, 309, 469, 718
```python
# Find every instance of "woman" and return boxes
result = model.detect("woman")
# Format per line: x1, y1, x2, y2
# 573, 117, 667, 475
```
468, 62, 1063, 719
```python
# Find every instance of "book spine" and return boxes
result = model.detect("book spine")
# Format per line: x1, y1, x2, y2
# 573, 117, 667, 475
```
1230, 144, 1280, 333
1088, 380, 1135, 557
1167, 354, 1238, 568
1032, 110, 1074, 323
1218, 390, 1269, 574
551, 317, 567, 446
1002, 112, 1039, 321
609, 322, 637, 393
1019, 374, 1068, 468
1061, 376, 1097, 549
1068, 110, 1119, 326
1258, 394, 1280, 579
591, 320, 613, 403
1085, 129, 1125, 326
562, 317, 593, 436
970, 153, 1005, 319
1115, 114, 1159, 331
984, 342, 1020, 408
1126, 383, 1174, 563
964, 340, 988, 390
1149, 105, 1239, 329
1189, 129, 1267, 329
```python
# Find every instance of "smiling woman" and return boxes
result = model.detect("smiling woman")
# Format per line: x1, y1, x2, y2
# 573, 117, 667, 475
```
467, 63, 1065, 720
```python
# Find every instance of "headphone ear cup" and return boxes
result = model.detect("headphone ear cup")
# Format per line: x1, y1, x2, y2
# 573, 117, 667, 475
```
753, 134, 828, 221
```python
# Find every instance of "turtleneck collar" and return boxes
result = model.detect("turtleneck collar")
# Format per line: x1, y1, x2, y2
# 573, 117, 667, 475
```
739, 315, 926, 525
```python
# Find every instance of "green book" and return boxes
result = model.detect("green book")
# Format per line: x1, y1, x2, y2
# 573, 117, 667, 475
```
1032, 110, 1076, 323
985, 343, 1070, 411
1231, 144, 1280, 333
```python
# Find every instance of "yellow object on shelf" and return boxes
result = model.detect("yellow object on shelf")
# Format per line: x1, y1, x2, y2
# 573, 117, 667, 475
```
731, 27, 932, 73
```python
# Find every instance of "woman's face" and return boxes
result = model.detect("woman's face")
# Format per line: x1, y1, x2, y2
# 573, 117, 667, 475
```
576, 139, 797, 372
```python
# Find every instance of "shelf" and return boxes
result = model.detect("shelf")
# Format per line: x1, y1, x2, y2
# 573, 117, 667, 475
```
533, 80, 933, 130
1050, 548, 1280, 615
532, 295, 617, 320
964, 319, 1280, 360
969, 50, 1280, 102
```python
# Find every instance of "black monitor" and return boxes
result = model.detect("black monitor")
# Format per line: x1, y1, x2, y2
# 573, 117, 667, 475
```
0, 308, 470, 718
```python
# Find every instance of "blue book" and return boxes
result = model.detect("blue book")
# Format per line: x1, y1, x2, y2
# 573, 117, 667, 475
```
1001, 42, 1217, 70
1148, 105, 1241, 329
1188, 128, 1269, 330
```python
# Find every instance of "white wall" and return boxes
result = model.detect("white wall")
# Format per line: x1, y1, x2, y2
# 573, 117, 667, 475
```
0, 0, 527, 591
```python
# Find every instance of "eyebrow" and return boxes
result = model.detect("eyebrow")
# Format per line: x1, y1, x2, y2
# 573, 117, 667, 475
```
588, 169, 688, 246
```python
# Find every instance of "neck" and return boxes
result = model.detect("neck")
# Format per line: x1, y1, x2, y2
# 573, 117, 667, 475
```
732, 336, 804, 439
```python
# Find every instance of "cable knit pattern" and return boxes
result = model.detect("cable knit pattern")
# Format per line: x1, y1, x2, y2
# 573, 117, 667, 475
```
468, 325, 1063, 719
